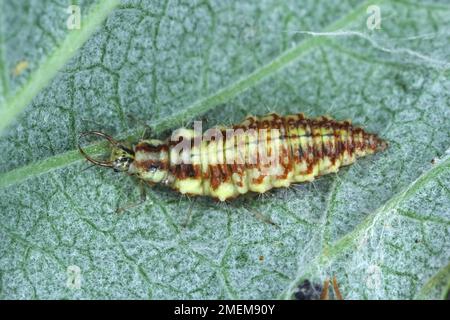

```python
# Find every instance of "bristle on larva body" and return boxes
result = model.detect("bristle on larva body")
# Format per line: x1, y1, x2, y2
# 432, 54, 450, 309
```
126, 113, 387, 201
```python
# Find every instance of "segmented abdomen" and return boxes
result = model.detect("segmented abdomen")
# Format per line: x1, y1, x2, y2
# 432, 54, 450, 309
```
169, 113, 387, 201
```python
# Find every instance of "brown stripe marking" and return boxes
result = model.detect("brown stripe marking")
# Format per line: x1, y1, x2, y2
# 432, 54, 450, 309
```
137, 159, 169, 171
135, 142, 168, 153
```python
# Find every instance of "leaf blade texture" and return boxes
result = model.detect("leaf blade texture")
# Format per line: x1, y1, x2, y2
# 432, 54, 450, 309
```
0, 0, 449, 299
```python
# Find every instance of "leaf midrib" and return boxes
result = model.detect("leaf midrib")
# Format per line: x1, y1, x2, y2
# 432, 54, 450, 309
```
0, 2, 9, 97
0, 0, 378, 189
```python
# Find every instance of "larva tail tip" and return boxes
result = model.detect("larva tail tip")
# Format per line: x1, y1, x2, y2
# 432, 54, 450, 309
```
377, 139, 388, 152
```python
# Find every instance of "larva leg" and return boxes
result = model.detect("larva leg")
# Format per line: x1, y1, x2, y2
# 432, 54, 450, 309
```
181, 197, 197, 228
116, 179, 148, 214
140, 126, 152, 140
126, 114, 152, 139
243, 204, 279, 228
219, 193, 278, 227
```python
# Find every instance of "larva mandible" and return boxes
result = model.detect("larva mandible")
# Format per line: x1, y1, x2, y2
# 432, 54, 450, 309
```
78, 113, 387, 202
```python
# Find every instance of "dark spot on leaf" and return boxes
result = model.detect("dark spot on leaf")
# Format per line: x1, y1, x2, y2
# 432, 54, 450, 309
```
293, 279, 322, 300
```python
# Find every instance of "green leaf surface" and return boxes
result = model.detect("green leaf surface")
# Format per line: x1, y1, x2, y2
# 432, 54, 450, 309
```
0, 0, 449, 299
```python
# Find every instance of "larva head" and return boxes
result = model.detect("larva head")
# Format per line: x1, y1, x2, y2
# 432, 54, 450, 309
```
78, 131, 135, 173
129, 139, 169, 184
109, 143, 135, 172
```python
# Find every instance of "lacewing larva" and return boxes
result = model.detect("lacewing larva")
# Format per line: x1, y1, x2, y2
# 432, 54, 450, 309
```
78, 113, 387, 201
